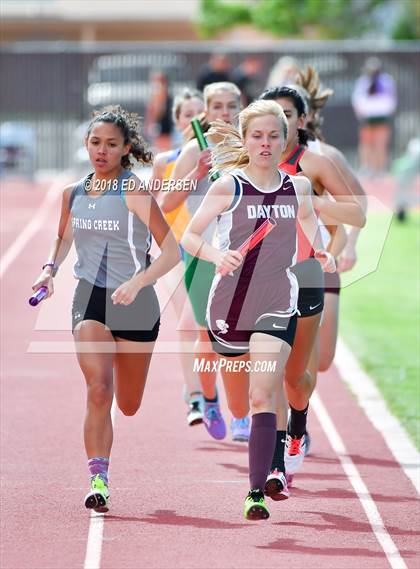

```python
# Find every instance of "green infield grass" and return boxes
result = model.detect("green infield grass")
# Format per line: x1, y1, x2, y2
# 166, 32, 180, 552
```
340, 211, 420, 448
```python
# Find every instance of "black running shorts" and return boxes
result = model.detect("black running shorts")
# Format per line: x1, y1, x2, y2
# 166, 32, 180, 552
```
72, 279, 160, 342
290, 258, 325, 318
208, 313, 298, 358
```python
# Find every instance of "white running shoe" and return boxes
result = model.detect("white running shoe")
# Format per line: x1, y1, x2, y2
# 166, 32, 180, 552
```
264, 470, 289, 501
284, 434, 307, 475
187, 397, 204, 426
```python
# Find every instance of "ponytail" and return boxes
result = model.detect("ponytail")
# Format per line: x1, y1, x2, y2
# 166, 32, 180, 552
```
207, 119, 249, 175
295, 66, 333, 141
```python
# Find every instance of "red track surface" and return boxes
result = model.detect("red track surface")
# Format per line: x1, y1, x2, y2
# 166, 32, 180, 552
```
1, 178, 419, 569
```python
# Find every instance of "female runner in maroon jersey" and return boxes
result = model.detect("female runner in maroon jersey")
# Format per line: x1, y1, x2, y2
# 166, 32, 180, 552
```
181, 99, 335, 520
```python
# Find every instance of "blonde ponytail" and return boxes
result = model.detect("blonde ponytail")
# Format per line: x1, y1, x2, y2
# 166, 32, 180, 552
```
207, 119, 249, 175
295, 66, 334, 140
296, 65, 333, 112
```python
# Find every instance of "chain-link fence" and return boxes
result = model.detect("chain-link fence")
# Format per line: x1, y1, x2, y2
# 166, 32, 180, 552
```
1, 41, 419, 172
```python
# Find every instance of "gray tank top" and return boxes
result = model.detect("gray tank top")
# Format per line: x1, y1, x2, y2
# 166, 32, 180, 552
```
70, 170, 152, 289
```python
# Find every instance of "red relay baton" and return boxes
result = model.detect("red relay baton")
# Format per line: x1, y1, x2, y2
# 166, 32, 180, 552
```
219, 217, 277, 276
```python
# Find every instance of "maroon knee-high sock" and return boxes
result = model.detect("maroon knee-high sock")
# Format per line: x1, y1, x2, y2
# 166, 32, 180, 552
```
248, 412, 276, 491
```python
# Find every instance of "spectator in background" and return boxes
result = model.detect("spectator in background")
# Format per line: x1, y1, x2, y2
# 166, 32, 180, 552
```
392, 138, 420, 222
145, 71, 173, 151
197, 53, 232, 91
232, 56, 263, 106
0, 122, 35, 180
265, 56, 300, 89
352, 57, 397, 177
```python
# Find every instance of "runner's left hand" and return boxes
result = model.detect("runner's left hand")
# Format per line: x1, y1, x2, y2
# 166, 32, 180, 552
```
111, 277, 143, 306
315, 250, 336, 273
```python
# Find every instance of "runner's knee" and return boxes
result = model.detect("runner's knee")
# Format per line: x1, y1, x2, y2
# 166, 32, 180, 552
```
285, 369, 312, 391
249, 386, 274, 412
87, 381, 113, 410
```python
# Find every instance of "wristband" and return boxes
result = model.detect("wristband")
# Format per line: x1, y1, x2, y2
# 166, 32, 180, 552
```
42, 262, 58, 277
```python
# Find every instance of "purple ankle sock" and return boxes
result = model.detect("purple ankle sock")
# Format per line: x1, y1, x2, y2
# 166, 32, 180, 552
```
88, 457, 109, 485
249, 412, 276, 491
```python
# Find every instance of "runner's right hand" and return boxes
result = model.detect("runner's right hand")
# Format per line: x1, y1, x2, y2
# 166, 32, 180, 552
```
32, 271, 54, 299
216, 250, 243, 275
195, 149, 212, 180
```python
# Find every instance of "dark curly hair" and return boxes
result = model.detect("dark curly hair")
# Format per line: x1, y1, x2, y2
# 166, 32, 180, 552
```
87, 105, 153, 169
259, 86, 311, 146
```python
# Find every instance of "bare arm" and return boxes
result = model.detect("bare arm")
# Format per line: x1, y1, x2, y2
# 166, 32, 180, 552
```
181, 175, 243, 274
161, 140, 211, 213
321, 144, 367, 270
295, 176, 326, 252
31, 184, 75, 297
303, 153, 366, 228
318, 211, 348, 258
150, 151, 169, 206
294, 176, 335, 273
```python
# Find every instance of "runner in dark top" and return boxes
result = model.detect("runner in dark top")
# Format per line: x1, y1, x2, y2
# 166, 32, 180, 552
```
259, 86, 365, 489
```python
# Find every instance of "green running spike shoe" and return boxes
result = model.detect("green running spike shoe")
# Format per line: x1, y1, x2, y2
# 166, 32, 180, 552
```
84, 474, 110, 513
243, 489, 270, 520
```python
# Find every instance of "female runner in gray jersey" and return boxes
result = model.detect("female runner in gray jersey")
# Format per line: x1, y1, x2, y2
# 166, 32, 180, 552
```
182, 100, 335, 521
32, 106, 179, 512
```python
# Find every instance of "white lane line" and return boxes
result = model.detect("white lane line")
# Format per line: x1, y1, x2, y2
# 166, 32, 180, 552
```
83, 399, 116, 569
27, 341, 252, 353
312, 390, 407, 569
335, 338, 420, 494
83, 514, 105, 569
0, 172, 71, 279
